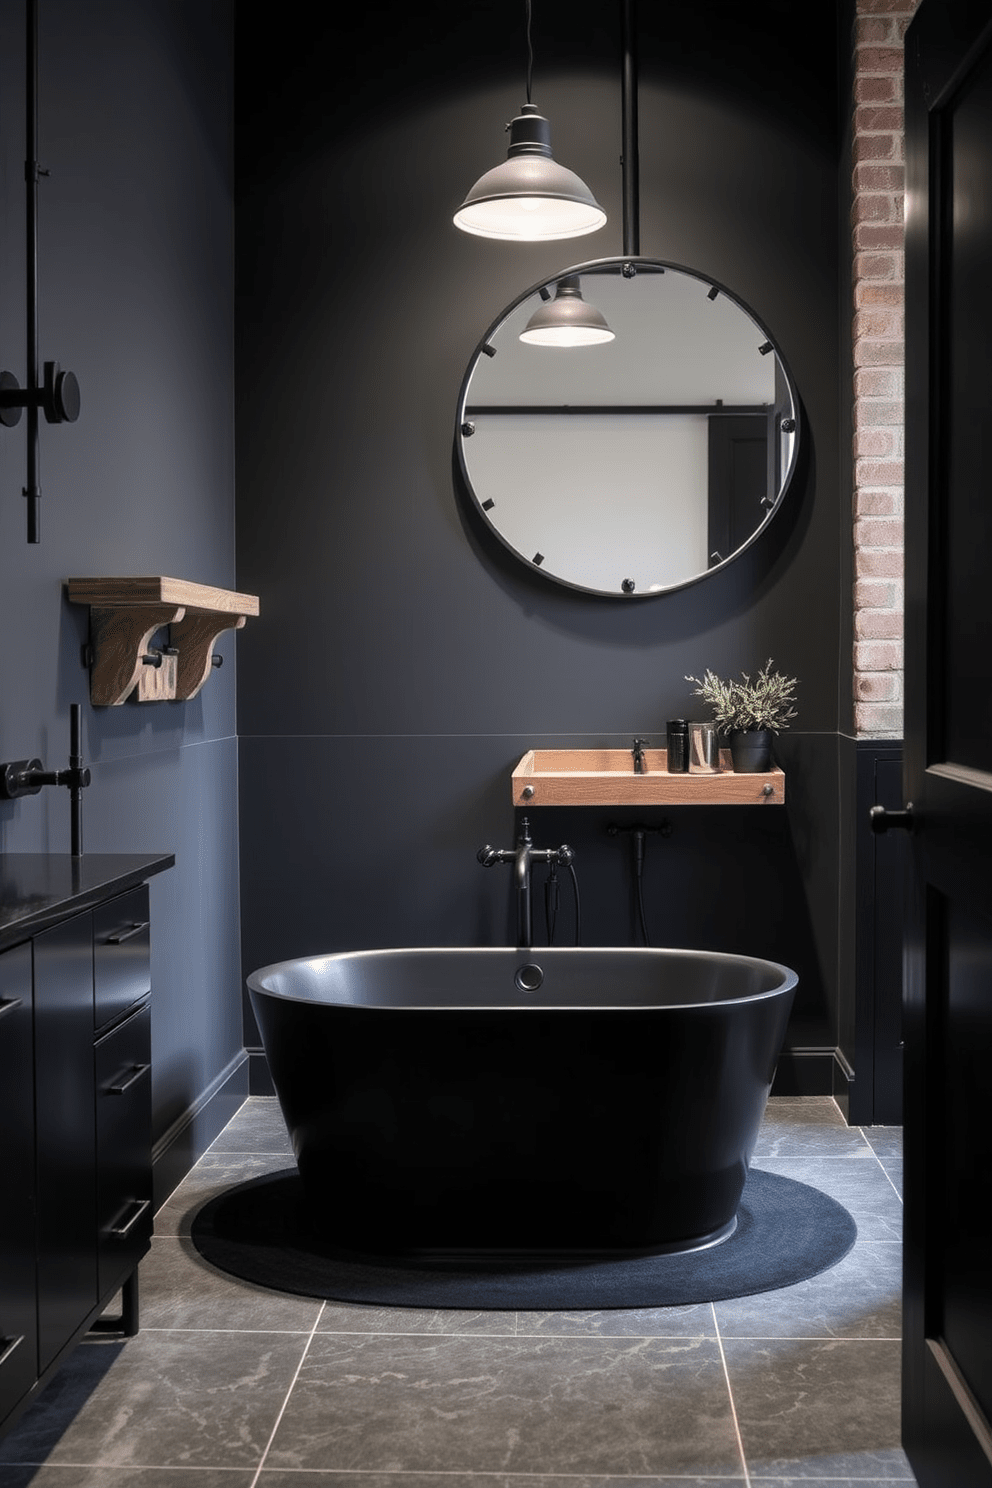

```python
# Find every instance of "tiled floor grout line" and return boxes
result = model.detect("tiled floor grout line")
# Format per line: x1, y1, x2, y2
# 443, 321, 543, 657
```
712, 1301, 752, 1488
247, 1299, 327, 1488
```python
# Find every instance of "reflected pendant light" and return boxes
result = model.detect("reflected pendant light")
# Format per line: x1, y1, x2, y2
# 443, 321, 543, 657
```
519, 275, 614, 345
454, 2, 606, 242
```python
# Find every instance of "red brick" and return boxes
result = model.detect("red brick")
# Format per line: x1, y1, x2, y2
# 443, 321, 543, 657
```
854, 133, 898, 163
855, 579, 899, 608
856, 463, 905, 489
856, 15, 901, 43
856, 45, 904, 71
855, 281, 904, 308
855, 75, 899, 103
856, 514, 905, 544
855, 367, 900, 397
857, 490, 902, 518
856, 640, 904, 670
855, 307, 904, 339
857, 0, 919, 13
855, 429, 895, 458
854, 701, 904, 735
856, 548, 905, 578
854, 339, 905, 367
855, 164, 904, 193
855, 224, 906, 250
855, 105, 904, 132
856, 609, 904, 639
855, 672, 900, 700
855, 398, 904, 426
854, 252, 901, 280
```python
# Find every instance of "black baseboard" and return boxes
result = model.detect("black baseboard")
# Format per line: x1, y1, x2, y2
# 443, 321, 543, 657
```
152, 1050, 250, 1210
772, 1047, 850, 1099
248, 1046, 274, 1094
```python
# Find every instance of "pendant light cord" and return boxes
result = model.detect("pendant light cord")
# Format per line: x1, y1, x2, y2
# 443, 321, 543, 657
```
524, 0, 534, 104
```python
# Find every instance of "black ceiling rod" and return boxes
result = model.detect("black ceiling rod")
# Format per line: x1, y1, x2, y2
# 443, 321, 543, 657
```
621, 0, 639, 259
0, 0, 81, 543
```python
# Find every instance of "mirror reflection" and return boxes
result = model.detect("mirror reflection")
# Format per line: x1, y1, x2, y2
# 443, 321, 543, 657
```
456, 259, 799, 597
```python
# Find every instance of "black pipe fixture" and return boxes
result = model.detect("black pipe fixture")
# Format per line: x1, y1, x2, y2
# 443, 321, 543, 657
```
454, 0, 607, 242
0, 0, 81, 544
0, 703, 91, 856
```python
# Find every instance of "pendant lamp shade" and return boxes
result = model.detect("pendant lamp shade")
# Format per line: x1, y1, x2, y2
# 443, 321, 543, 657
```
519, 276, 615, 345
454, 104, 606, 242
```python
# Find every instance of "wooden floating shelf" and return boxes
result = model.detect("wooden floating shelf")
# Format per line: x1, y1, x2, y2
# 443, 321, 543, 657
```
66, 576, 260, 707
511, 749, 786, 807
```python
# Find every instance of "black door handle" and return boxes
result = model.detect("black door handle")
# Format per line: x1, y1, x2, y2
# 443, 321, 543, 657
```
870, 803, 914, 834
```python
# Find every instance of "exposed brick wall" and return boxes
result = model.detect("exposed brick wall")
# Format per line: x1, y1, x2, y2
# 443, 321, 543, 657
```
851, 0, 920, 737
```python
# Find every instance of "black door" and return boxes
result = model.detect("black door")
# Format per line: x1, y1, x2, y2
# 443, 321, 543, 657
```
902, 3, 992, 1483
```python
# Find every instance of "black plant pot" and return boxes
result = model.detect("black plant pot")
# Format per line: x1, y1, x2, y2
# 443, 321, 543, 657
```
730, 729, 774, 773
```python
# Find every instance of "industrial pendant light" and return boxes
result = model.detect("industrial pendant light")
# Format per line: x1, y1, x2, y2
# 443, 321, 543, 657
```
519, 275, 614, 345
454, 2, 606, 242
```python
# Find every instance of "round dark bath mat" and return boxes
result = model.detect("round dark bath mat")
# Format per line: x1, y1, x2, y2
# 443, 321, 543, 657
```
190, 1168, 857, 1310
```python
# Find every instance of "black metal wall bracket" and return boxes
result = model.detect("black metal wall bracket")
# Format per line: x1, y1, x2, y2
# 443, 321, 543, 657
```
0, 362, 80, 427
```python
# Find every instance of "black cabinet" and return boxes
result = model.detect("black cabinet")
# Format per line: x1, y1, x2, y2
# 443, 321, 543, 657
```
0, 855, 172, 1440
0, 942, 37, 1426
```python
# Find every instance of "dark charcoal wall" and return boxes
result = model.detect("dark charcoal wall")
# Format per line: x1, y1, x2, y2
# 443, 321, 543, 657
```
236, 2, 850, 1081
0, 0, 242, 1158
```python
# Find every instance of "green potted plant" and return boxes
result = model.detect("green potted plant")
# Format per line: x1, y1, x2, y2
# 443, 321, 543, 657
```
684, 658, 798, 773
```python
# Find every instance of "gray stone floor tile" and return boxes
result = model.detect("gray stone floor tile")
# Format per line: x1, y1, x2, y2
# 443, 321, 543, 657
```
713, 1240, 902, 1339
879, 1159, 903, 1199
264, 1332, 743, 1476
862, 1126, 904, 1161
0, 1333, 307, 1471
208, 1097, 294, 1156
153, 1152, 292, 1235
0, 1471, 257, 1487
257, 1477, 749, 1487
139, 1235, 324, 1332
317, 1300, 517, 1335
752, 1155, 904, 1242
513, 1302, 718, 1337
756, 1100, 874, 1159
723, 1336, 908, 1478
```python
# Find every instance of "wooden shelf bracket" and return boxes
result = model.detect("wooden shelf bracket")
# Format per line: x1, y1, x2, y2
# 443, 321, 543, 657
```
67, 577, 259, 707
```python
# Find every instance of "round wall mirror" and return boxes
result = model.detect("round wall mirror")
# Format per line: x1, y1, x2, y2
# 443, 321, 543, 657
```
456, 258, 800, 598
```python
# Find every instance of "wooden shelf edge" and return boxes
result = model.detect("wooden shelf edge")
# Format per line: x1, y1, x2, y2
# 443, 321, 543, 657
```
511, 749, 786, 806
66, 576, 259, 617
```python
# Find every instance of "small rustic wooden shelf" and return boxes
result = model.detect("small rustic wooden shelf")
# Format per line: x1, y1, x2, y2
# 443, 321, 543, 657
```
511, 749, 786, 807
66, 576, 260, 707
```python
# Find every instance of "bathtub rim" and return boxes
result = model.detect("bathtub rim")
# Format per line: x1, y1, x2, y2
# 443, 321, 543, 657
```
246, 944, 799, 1012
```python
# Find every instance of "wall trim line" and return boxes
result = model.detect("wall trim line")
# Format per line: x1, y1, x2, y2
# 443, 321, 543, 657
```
152, 1050, 250, 1209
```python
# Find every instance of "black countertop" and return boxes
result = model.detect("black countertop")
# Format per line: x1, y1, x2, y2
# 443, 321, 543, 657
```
0, 853, 175, 951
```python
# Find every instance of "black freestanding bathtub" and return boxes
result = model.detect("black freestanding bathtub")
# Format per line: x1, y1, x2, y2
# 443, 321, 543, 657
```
247, 947, 797, 1260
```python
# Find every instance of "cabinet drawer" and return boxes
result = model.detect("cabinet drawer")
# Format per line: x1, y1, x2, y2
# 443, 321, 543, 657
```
95, 1002, 153, 1297
93, 888, 151, 1031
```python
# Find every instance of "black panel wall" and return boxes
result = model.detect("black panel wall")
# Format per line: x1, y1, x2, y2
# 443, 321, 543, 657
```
0, 0, 244, 1177
236, 1, 853, 1092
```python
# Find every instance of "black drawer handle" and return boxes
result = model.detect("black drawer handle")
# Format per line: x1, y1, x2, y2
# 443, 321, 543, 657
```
105, 921, 149, 945
0, 997, 23, 1022
108, 1198, 151, 1238
107, 1063, 151, 1095
0, 1335, 24, 1369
